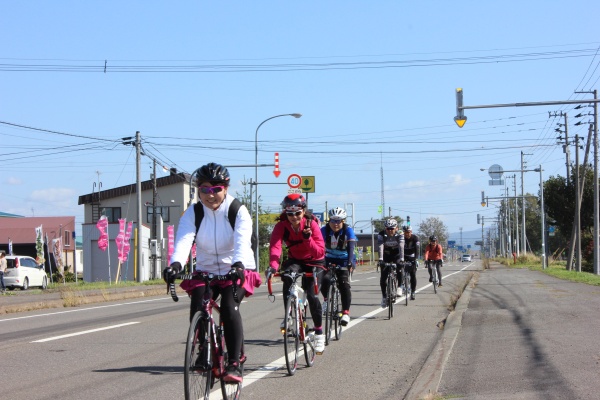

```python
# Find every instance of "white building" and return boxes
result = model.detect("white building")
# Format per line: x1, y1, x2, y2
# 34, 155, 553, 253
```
78, 171, 196, 282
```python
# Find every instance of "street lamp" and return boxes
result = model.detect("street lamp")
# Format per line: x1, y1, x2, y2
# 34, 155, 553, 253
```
254, 113, 302, 268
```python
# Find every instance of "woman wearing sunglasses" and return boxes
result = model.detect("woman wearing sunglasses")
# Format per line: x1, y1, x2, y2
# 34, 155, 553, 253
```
266, 193, 327, 354
165, 162, 256, 383
320, 207, 357, 326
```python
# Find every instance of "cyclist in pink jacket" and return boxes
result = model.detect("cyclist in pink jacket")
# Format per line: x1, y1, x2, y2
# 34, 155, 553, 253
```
267, 194, 327, 354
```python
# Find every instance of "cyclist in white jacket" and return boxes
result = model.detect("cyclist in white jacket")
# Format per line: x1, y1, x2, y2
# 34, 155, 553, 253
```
165, 162, 255, 383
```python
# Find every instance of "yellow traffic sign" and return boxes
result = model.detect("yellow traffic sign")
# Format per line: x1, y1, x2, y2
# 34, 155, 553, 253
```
301, 176, 315, 193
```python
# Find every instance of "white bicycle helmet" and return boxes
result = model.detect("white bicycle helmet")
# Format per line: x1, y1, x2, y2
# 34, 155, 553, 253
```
328, 207, 347, 220
384, 218, 398, 229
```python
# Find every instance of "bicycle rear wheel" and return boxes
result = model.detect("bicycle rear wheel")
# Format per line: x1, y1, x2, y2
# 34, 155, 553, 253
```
220, 335, 243, 400
324, 284, 335, 345
283, 297, 299, 376
184, 311, 212, 400
334, 286, 343, 340
303, 316, 315, 367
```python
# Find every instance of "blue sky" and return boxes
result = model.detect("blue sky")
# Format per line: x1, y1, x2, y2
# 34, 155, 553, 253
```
2, 1, 599, 238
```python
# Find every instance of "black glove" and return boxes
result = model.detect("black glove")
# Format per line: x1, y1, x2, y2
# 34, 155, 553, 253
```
302, 227, 311, 239
378, 260, 385, 269
163, 262, 182, 284
265, 266, 276, 280
229, 261, 246, 286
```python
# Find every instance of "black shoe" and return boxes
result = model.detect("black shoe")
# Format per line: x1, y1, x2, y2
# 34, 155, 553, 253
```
223, 362, 243, 383
429, 277, 432, 282
438, 283, 443, 287
410, 293, 415, 300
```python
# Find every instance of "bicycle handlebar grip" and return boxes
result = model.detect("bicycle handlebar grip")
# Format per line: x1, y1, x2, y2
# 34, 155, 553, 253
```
168, 282, 179, 302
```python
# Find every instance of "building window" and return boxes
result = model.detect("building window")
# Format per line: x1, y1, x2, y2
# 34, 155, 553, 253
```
147, 206, 170, 223
64, 231, 71, 247
102, 207, 122, 223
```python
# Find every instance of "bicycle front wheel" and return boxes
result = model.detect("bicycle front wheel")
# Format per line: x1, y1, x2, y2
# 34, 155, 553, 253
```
432, 264, 438, 294
184, 311, 212, 400
387, 274, 394, 319
324, 284, 335, 345
283, 297, 299, 376
333, 286, 343, 340
404, 273, 410, 306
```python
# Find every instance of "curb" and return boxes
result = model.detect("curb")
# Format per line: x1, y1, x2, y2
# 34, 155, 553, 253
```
406, 271, 476, 399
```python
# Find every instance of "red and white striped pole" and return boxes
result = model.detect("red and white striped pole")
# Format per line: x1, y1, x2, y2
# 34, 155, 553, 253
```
273, 152, 281, 177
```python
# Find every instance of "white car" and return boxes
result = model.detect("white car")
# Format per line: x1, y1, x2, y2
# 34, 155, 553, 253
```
461, 254, 472, 262
4, 255, 48, 290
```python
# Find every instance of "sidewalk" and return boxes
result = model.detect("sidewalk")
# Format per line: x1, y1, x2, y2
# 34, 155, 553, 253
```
413, 262, 600, 399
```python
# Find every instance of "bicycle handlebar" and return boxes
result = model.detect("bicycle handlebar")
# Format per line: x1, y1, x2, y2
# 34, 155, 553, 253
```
267, 270, 317, 300
167, 270, 239, 303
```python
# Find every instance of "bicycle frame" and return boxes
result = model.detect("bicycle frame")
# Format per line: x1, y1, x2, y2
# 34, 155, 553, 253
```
169, 272, 244, 400
268, 270, 317, 375
384, 263, 397, 318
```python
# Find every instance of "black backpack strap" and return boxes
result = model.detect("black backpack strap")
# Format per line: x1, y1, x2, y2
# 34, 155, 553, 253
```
228, 198, 242, 230
194, 202, 204, 236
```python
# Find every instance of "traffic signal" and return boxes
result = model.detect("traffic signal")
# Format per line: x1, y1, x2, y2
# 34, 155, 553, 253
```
454, 88, 467, 128
481, 191, 487, 207
406, 216, 410, 226
477, 214, 481, 224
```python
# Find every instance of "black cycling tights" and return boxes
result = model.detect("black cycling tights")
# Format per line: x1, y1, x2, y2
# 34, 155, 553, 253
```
320, 268, 352, 312
190, 284, 244, 364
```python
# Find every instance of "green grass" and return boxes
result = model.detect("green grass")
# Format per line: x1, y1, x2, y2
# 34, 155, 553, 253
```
491, 256, 600, 286
45, 278, 165, 292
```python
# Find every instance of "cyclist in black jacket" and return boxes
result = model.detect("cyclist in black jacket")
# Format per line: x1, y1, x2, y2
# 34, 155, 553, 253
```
402, 225, 420, 300
377, 218, 404, 307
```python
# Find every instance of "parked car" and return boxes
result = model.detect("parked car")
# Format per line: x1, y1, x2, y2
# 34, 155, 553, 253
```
4, 255, 48, 290
461, 254, 472, 262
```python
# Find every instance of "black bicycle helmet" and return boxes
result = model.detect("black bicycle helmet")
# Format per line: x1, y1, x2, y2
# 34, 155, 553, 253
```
429, 235, 437, 241
196, 163, 230, 185
402, 225, 412, 232
281, 193, 307, 212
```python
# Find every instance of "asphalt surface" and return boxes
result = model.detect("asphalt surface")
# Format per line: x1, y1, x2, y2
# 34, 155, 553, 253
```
2, 262, 599, 399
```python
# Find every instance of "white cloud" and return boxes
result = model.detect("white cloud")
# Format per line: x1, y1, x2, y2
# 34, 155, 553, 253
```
6, 177, 22, 185
30, 188, 76, 203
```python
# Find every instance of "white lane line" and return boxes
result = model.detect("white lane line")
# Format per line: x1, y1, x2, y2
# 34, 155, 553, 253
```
31, 322, 140, 343
0, 297, 168, 323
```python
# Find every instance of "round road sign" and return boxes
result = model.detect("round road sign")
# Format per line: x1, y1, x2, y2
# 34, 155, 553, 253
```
287, 174, 302, 188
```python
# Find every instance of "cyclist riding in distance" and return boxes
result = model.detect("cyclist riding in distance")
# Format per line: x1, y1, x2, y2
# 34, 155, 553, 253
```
424, 235, 444, 287
266, 194, 327, 354
164, 162, 258, 384
402, 225, 420, 300
320, 207, 357, 326
377, 218, 405, 308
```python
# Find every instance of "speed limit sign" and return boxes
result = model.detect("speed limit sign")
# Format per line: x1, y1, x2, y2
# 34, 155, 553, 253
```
287, 174, 302, 188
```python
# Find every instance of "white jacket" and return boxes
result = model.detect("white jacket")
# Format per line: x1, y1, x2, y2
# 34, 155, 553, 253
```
170, 194, 256, 275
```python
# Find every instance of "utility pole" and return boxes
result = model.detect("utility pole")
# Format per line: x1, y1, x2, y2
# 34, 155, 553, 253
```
136, 131, 143, 282
551, 111, 571, 185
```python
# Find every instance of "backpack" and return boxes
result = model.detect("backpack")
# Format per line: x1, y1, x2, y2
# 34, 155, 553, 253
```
193, 198, 258, 256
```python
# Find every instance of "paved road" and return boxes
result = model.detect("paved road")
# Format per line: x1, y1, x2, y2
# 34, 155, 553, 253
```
420, 262, 600, 400
3, 261, 599, 399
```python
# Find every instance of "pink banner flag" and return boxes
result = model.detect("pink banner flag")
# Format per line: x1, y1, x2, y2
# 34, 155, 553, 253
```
121, 221, 133, 262
167, 225, 175, 261
96, 216, 109, 251
116, 219, 126, 262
